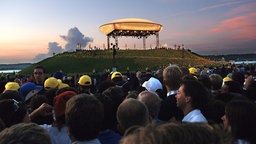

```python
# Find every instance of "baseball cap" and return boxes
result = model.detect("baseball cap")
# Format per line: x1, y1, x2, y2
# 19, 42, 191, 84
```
111, 71, 122, 80
54, 91, 77, 117
142, 77, 162, 92
19, 82, 43, 100
223, 77, 232, 82
78, 75, 92, 86
44, 77, 59, 90
5, 82, 20, 91
189, 67, 197, 75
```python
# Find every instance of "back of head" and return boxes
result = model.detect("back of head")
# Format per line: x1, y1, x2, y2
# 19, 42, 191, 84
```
65, 94, 104, 141
163, 65, 182, 90
120, 123, 224, 144
0, 123, 51, 144
137, 91, 161, 120
231, 72, 244, 87
95, 93, 116, 130
225, 100, 256, 143
209, 74, 223, 90
117, 98, 149, 134
0, 99, 27, 127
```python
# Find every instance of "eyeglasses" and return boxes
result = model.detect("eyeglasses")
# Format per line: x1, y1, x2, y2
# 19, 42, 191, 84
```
12, 99, 19, 112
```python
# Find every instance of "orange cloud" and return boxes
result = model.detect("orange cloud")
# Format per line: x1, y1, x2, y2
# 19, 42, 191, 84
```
210, 12, 256, 40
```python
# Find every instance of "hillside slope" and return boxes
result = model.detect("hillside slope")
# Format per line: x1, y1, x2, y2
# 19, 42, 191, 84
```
20, 49, 214, 74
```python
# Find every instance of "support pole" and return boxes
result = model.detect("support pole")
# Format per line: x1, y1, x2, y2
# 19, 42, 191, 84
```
107, 36, 110, 50
143, 36, 146, 50
115, 37, 118, 48
156, 32, 159, 49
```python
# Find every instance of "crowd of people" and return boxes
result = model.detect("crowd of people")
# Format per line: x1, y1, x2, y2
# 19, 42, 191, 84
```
0, 63, 255, 144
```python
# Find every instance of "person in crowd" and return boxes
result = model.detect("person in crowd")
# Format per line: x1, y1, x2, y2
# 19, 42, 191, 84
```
41, 90, 77, 144
0, 99, 30, 127
120, 123, 228, 144
244, 73, 256, 102
19, 82, 43, 101
209, 74, 223, 96
29, 95, 53, 125
137, 90, 162, 124
53, 71, 64, 80
222, 100, 256, 144
176, 80, 210, 123
95, 93, 122, 144
116, 98, 149, 135
111, 71, 124, 85
77, 75, 93, 95
44, 77, 59, 90
0, 90, 22, 101
189, 67, 198, 77
0, 123, 51, 144
3, 82, 20, 93
33, 65, 46, 86
65, 94, 103, 144
158, 65, 184, 122
142, 77, 164, 98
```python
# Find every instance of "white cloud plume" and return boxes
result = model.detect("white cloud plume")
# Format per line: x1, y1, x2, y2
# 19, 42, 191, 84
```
33, 27, 93, 62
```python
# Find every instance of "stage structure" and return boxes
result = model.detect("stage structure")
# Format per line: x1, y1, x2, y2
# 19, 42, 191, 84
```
99, 18, 163, 50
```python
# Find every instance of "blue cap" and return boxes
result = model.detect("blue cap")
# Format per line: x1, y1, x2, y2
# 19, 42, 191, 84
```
53, 71, 64, 79
19, 82, 42, 100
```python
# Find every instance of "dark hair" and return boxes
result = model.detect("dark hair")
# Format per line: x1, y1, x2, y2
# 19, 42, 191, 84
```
29, 95, 53, 125
34, 65, 46, 73
231, 72, 244, 87
225, 100, 256, 143
95, 93, 116, 130
209, 74, 223, 90
121, 123, 225, 144
181, 80, 210, 110
0, 99, 27, 127
0, 90, 23, 101
198, 75, 211, 90
65, 94, 104, 141
0, 123, 51, 144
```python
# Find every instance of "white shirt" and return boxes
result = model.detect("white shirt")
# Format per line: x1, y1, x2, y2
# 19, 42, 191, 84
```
182, 109, 208, 123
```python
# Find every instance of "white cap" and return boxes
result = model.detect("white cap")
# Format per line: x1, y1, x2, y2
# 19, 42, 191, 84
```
142, 77, 162, 92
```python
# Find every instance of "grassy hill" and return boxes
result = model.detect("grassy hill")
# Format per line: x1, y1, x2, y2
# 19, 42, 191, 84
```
20, 49, 214, 75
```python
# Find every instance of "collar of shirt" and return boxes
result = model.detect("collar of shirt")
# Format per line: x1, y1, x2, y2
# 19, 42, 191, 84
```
167, 90, 178, 97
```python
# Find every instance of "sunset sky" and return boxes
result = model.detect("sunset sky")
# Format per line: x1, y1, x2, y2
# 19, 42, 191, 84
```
0, 0, 255, 64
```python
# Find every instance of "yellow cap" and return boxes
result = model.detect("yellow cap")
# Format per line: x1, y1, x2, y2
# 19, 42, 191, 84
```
223, 77, 232, 82
78, 75, 92, 86
58, 83, 70, 89
44, 77, 59, 89
189, 67, 197, 75
111, 71, 122, 80
5, 82, 20, 91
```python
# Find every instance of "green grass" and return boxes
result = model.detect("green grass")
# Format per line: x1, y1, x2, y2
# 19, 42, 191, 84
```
20, 49, 214, 75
